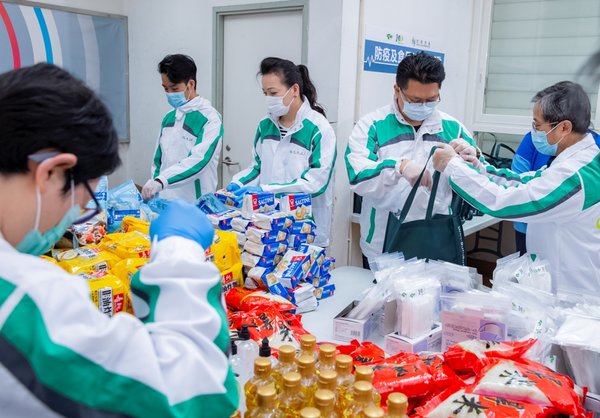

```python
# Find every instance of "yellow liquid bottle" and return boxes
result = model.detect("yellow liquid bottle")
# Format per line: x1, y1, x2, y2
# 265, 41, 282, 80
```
360, 406, 385, 418
300, 407, 321, 418
342, 381, 375, 418
317, 370, 339, 406
272, 345, 297, 390
314, 389, 339, 418
316, 343, 336, 374
297, 354, 318, 407
335, 355, 354, 416
278, 372, 305, 418
354, 366, 381, 406
298, 334, 318, 361
386, 392, 408, 418
248, 385, 283, 418
245, 357, 275, 415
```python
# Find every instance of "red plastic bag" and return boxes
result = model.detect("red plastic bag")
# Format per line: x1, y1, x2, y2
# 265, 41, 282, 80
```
372, 352, 433, 403
420, 353, 463, 392
413, 386, 549, 418
336, 339, 385, 366
225, 287, 296, 312
444, 339, 537, 375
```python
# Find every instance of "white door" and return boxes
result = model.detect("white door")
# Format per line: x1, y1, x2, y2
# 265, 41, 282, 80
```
220, 10, 304, 186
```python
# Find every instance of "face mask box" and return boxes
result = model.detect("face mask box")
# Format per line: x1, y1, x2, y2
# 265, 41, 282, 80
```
280, 194, 312, 220
384, 323, 442, 356
333, 301, 383, 342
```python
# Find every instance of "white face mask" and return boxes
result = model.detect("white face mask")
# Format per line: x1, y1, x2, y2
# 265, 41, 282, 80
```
265, 88, 292, 118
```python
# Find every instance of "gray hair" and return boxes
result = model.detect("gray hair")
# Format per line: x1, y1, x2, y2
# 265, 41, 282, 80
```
531, 81, 591, 134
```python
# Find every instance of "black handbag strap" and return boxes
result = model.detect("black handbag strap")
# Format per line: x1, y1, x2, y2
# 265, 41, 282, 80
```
395, 147, 439, 224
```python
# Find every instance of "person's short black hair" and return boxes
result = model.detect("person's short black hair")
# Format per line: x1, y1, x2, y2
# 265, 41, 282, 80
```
0, 63, 121, 189
532, 81, 591, 134
395, 52, 446, 90
158, 54, 197, 85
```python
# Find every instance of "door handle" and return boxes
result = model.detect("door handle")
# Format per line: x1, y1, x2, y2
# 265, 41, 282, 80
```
222, 156, 240, 166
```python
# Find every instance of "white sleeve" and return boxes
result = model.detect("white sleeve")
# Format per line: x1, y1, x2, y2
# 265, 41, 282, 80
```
232, 126, 262, 187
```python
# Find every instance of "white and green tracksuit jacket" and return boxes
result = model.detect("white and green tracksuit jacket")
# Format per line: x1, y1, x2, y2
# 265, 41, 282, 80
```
232, 99, 337, 247
152, 96, 223, 203
0, 234, 237, 417
445, 134, 600, 295
345, 101, 474, 261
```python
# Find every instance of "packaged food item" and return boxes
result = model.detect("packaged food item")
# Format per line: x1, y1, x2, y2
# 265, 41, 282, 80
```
280, 194, 312, 220
241, 251, 282, 268
272, 251, 311, 289
336, 340, 386, 366
313, 283, 335, 300
40, 255, 58, 265
120, 216, 150, 235
233, 230, 246, 247
261, 272, 292, 301
215, 189, 243, 208
196, 192, 231, 215
207, 210, 241, 231
100, 231, 151, 259
251, 211, 294, 231
311, 273, 330, 289
69, 216, 107, 245
212, 230, 242, 272
419, 354, 462, 392
320, 257, 335, 277
246, 227, 288, 245
231, 216, 253, 232
245, 266, 272, 290
56, 246, 120, 275
298, 243, 326, 266
82, 272, 131, 317
288, 233, 316, 249
221, 262, 243, 294
290, 220, 317, 235
111, 257, 149, 283
372, 353, 433, 402
288, 283, 316, 305
295, 296, 319, 314
243, 240, 288, 258
225, 287, 296, 312
107, 180, 143, 233
242, 192, 276, 217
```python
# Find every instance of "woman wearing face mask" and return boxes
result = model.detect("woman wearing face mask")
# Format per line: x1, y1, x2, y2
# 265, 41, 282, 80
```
345, 52, 476, 267
433, 81, 600, 295
142, 54, 223, 203
225, 57, 337, 247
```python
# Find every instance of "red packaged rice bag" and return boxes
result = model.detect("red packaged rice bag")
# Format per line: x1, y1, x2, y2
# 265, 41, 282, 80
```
372, 352, 433, 402
420, 353, 463, 392
444, 339, 537, 375
336, 339, 385, 366
225, 287, 296, 312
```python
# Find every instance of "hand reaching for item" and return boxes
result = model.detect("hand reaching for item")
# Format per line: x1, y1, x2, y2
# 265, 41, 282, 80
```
399, 160, 433, 189
450, 138, 477, 158
233, 185, 263, 196
432, 143, 458, 172
149, 200, 214, 250
142, 179, 163, 201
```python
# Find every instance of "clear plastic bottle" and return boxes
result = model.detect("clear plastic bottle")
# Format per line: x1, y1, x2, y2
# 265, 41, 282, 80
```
230, 339, 246, 417
298, 334, 318, 360
354, 366, 381, 406
317, 370, 339, 405
297, 354, 319, 407
245, 357, 275, 415
342, 381, 375, 418
300, 407, 321, 418
386, 392, 408, 418
316, 344, 336, 374
277, 372, 305, 418
248, 385, 283, 418
335, 355, 354, 415
272, 344, 297, 390
314, 389, 339, 418
238, 325, 259, 378
360, 406, 385, 418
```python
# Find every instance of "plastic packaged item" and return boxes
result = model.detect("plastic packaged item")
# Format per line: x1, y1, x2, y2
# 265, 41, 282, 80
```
297, 354, 319, 407
395, 277, 441, 339
311, 273, 330, 289
297, 244, 326, 267
371, 353, 432, 402
242, 251, 282, 269
232, 230, 246, 247
215, 189, 244, 208
69, 216, 107, 246
111, 257, 149, 283
288, 283, 316, 305
313, 283, 335, 300
40, 255, 59, 265
196, 192, 231, 215
247, 378, 280, 418
100, 231, 151, 259
280, 194, 312, 220
83, 272, 132, 317
145, 197, 170, 214
246, 227, 288, 245
336, 340, 385, 367
106, 180, 143, 233
295, 296, 319, 314
290, 220, 317, 235
242, 192, 277, 217
272, 251, 311, 289
207, 210, 241, 231
243, 241, 288, 258
288, 233, 316, 249
231, 216, 253, 232
252, 211, 294, 231
119, 216, 150, 235
225, 288, 296, 313
221, 262, 244, 294
246, 266, 273, 290
56, 245, 120, 275
419, 354, 461, 392
320, 257, 335, 277
212, 230, 242, 272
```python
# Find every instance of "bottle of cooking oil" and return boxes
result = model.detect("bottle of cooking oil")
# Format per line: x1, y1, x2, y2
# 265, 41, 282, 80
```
386, 392, 408, 418
335, 355, 354, 416
245, 357, 275, 415
342, 381, 375, 418
297, 354, 318, 407
317, 370, 339, 405
277, 372, 305, 418
298, 334, 318, 360
354, 366, 381, 406
315, 343, 336, 374
272, 345, 297, 390
314, 389, 338, 418
299, 407, 321, 418
360, 406, 385, 418
247, 385, 283, 418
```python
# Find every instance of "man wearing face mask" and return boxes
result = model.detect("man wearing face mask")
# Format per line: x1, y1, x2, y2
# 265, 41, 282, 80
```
142, 54, 223, 202
345, 52, 476, 267
0, 64, 237, 416
433, 81, 600, 294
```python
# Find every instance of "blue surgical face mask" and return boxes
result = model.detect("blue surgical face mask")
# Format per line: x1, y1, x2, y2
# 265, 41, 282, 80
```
398, 90, 439, 121
166, 85, 189, 108
531, 123, 563, 156
16, 184, 81, 256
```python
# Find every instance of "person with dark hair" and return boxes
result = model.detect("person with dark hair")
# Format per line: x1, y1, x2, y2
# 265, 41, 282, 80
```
434, 81, 600, 294
225, 57, 336, 247
0, 63, 237, 416
345, 52, 476, 267
142, 54, 223, 202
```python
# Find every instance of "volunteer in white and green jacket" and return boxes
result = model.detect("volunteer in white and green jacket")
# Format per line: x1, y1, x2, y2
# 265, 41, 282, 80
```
434, 81, 600, 295
0, 64, 237, 417
226, 57, 337, 247
142, 54, 223, 203
345, 52, 475, 266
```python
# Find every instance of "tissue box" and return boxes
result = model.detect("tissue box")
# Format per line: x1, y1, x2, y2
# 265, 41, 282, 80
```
384, 323, 442, 356
333, 301, 383, 342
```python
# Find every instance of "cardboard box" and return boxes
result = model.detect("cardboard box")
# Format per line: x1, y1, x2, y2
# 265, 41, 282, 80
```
384, 323, 442, 355
333, 301, 382, 342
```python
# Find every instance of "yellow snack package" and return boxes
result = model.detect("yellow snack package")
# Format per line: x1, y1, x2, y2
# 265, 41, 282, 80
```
56, 246, 120, 275
221, 261, 243, 294
100, 231, 151, 259
120, 216, 150, 235
80, 272, 133, 316
211, 230, 242, 273
40, 255, 58, 265
111, 257, 149, 283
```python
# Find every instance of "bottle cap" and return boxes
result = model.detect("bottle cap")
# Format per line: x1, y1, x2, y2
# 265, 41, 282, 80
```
355, 365, 374, 382
387, 392, 408, 415
300, 334, 316, 351
256, 384, 277, 408
299, 407, 321, 418
335, 354, 353, 373
317, 370, 337, 390
318, 343, 336, 361
314, 389, 335, 407
362, 406, 385, 418
239, 324, 251, 341
279, 345, 296, 363
259, 337, 271, 357
297, 354, 316, 376
353, 381, 373, 402
254, 357, 272, 375
282, 372, 301, 388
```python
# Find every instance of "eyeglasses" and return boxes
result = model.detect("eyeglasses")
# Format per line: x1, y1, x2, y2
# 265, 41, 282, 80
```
532, 121, 560, 132
399, 89, 441, 105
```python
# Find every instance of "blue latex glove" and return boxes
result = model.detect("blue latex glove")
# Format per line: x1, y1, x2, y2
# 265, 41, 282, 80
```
233, 185, 263, 197
150, 200, 214, 250
226, 182, 241, 192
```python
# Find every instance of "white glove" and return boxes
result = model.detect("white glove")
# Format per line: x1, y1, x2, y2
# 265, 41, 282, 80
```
450, 138, 477, 158
399, 160, 433, 189
462, 154, 484, 172
142, 179, 163, 200
432, 143, 458, 172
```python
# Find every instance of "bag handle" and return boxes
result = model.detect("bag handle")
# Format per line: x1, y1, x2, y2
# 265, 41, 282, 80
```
426, 171, 442, 220
394, 146, 437, 224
